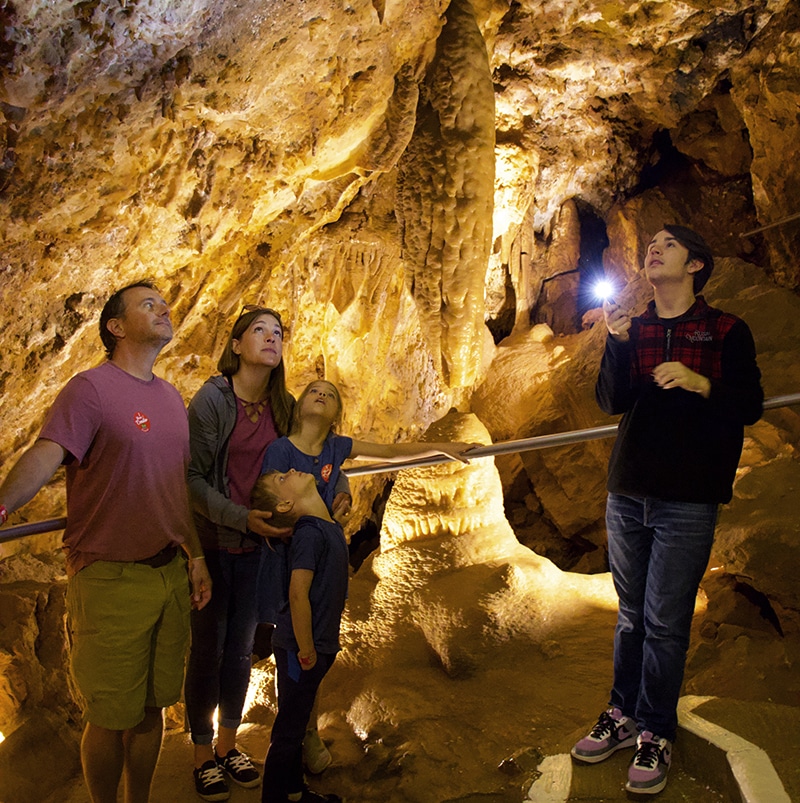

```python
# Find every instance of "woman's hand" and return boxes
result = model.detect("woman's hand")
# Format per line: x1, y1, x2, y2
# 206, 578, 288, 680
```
248, 509, 293, 539
603, 300, 631, 342
653, 361, 711, 397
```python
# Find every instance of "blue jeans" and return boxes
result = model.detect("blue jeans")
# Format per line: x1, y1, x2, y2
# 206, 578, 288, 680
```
606, 493, 718, 741
262, 647, 335, 802
184, 548, 262, 743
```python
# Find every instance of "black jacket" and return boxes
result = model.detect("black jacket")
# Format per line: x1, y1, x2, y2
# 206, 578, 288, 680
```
596, 297, 763, 504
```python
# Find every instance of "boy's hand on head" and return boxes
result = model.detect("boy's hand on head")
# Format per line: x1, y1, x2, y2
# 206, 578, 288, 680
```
248, 509, 293, 539
298, 648, 317, 670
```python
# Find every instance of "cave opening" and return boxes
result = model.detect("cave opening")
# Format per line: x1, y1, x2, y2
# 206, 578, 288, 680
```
633, 124, 767, 267
485, 268, 516, 345
636, 127, 685, 194
576, 202, 611, 318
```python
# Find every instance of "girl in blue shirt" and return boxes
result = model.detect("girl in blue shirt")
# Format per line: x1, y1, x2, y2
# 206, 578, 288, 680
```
262, 379, 474, 520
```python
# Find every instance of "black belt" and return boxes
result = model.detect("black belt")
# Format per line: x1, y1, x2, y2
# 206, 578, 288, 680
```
134, 544, 179, 568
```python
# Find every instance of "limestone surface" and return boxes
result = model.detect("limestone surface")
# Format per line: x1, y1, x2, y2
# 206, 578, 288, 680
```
1, 1, 799, 798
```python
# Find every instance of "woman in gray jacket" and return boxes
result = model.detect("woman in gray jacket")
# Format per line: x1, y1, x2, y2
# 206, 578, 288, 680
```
185, 306, 296, 801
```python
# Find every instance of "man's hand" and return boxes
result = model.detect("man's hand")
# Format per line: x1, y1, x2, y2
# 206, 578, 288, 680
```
603, 300, 631, 342
248, 508, 292, 539
0, 439, 66, 522
653, 361, 711, 397
187, 557, 213, 610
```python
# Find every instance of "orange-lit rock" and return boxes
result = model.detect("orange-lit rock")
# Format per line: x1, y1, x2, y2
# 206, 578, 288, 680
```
1, 0, 799, 798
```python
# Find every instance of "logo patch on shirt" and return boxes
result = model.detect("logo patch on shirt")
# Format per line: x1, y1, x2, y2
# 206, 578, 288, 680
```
321, 463, 332, 482
686, 331, 713, 342
134, 411, 151, 432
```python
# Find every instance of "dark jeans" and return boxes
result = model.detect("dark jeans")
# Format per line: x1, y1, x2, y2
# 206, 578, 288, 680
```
184, 548, 262, 743
607, 493, 718, 741
262, 647, 335, 802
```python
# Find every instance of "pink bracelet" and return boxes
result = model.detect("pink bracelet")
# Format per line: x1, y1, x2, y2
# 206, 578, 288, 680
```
0, 505, 8, 525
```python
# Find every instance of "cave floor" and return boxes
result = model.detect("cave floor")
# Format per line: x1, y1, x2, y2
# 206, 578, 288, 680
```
37, 556, 800, 803
45, 699, 798, 803
42, 640, 798, 803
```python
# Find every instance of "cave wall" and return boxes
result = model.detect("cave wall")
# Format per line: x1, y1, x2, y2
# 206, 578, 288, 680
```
1, 0, 799, 783
2, 1, 799, 502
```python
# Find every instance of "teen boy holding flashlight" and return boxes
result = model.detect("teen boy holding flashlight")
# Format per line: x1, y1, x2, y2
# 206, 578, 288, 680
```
572, 225, 763, 795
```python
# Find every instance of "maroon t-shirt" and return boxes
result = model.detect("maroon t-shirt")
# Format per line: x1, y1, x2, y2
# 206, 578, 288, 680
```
226, 396, 278, 507
39, 361, 194, 576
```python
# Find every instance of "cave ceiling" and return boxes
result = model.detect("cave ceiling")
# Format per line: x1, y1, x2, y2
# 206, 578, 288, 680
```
2, 8, 799, 792
1, 0, 799, 505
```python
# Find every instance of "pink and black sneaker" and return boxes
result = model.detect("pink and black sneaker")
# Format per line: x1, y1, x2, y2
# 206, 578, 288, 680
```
626, 730, 672, 795
571, 707, 639, 763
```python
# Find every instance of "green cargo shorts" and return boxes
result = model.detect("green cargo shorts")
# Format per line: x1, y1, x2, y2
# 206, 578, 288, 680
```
66, 553, 190, 730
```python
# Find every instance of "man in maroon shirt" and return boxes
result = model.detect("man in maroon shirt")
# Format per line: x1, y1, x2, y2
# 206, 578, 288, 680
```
0, 281, 212, 803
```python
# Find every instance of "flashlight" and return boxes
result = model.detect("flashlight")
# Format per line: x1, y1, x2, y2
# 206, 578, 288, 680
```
594, 279, 615, 305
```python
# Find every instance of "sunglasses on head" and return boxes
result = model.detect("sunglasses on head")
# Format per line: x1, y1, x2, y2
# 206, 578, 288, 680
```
236, 304, 283, 323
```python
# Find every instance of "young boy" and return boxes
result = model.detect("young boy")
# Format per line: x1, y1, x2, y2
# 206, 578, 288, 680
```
251, 468, 348, 803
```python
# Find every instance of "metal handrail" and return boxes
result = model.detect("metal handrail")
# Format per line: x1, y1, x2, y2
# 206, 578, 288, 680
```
2, 392, 799, 545
343, 423, 620, 477
1, 516, 68, 545
342, 392, 800, 477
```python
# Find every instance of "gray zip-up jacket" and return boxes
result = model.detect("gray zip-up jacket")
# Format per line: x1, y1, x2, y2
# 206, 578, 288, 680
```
188, 375, 258, 550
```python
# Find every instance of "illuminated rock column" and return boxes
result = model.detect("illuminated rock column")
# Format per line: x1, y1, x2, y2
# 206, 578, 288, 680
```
396, 0, 495, 388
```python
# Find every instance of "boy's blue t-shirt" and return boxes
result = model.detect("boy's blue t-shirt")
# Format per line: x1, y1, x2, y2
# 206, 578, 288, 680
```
272, 515, 349, 655
261, 433, 353, 513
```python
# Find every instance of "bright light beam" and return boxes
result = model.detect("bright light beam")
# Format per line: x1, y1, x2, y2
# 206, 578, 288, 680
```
594, 279, 615, 304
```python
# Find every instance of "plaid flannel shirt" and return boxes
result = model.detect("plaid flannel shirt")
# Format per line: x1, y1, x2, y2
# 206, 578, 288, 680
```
630, 297, 738, 388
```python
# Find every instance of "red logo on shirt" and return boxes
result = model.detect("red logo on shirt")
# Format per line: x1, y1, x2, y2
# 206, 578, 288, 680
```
321, 464, 332, 482
134, 412, 151, 432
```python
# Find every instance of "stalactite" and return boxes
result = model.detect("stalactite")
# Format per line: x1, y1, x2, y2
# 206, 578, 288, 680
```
395, 0, 495, 388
